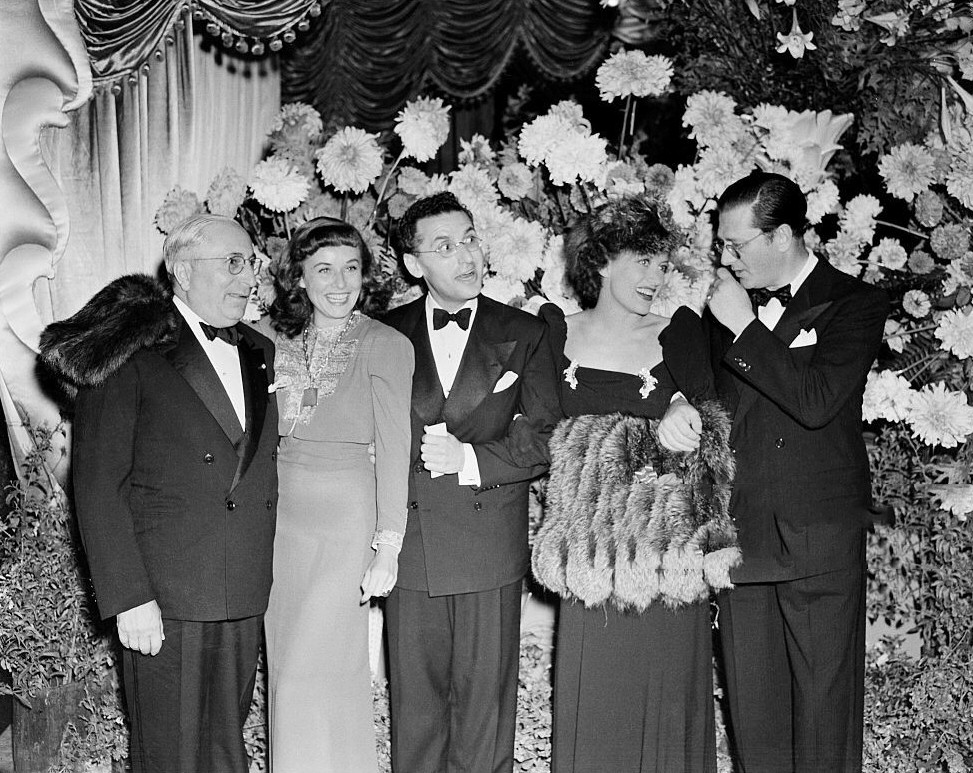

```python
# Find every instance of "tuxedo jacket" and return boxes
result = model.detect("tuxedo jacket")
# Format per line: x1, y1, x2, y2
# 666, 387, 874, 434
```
71, 314, 279, 621
383, 294, 561, 596
663, 260, 889, 583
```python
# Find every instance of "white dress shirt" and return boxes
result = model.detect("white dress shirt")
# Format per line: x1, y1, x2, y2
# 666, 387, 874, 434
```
757, 254, 817, 331
425, 295, 481, 486
173, 296, 246, 430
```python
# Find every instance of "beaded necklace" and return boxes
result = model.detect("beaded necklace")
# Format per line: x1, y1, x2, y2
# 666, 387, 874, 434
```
300, 311, 358, 407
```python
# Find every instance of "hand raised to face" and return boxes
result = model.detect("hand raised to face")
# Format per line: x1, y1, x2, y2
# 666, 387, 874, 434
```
707, 268, 756, 337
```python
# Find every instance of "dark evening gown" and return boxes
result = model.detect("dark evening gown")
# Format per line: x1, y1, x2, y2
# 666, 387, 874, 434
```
541, 304, 716, 773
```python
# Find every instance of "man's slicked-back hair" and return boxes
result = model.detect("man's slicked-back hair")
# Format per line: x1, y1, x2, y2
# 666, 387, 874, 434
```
717, 171, 809, 236
392, 192, 474, 257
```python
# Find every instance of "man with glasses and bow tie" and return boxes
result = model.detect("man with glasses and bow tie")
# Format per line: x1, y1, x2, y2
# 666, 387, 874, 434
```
658, 172, 889, 773
383, 192, 560, 773
40, 214, 278, 773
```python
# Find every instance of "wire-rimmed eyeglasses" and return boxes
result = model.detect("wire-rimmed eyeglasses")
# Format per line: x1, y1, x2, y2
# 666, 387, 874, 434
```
712, 231, 769, 260
193, 254, 260, 275
413, 234, 483, 258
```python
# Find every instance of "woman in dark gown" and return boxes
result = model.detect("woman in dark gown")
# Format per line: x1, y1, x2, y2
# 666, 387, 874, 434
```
539, 195, 717, 773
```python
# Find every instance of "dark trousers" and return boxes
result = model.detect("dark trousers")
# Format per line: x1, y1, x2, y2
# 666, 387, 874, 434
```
385, 581, 522, 773
121, 615, 263, 773
718, 561, 866, 773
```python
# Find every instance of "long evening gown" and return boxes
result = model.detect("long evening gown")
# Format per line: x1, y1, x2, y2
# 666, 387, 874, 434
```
263, 313, 413, 773
541, 304, 716, 773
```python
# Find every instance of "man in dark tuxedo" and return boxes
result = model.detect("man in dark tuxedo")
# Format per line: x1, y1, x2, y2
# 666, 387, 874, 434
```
40, 214, 278, 773
383, 192, 560, 773
658, 172, 889, 773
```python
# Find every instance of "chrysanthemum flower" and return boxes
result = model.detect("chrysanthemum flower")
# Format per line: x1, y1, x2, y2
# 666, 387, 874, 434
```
906, 381, 973, 447
154, 186, 204, 234
907, 249, 936, 274
394, 96, 451, 163
929, 483, 973, 517
488, 217, 547, 283
481, 273, 525, 305
270, 102, 324, 140
862, 370, 916, 422
946, 145, 973, 209
596, 50, 673, 102
930, 224, 971, 261
805, 179, 840, 224
935, 309, 973, 359
682, 91, 743, 151
545, 133, 609, 188
397, 167, 433, 197
497, 163, 533, 201
878, 143, 936, 201
915, 190, 944, 228
694, 146, 752, 199
839, 194, 882, 243
826, 231, 864, 276
650, 269, 695, 318
249, 157, 310, 213
205, 167, 247, 218
902, 289, 931, 318
448, 165, 499, 212
518, 113, 577, 168
315, 127, 384, 195
870, 237, 908, 271
458, 134, 495, 167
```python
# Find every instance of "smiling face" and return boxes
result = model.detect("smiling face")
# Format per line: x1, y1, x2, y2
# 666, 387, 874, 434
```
600, 249, 670, 315
403, 211, 484, 312
716, 204, 786, 290
172, 220, 256, 327
299, 245, 363, 328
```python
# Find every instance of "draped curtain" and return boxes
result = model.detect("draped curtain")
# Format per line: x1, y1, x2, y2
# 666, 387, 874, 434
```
51, 23, 280, 316
283, 0, 612, 131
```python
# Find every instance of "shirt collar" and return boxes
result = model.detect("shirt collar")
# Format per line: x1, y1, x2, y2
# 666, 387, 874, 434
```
783, 253, 817, 295
173, 295, 224, 347
425, 295, 478, 326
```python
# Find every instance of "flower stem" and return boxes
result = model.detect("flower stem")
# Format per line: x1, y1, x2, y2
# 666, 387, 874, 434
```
284, 212, 292, 240
876, 219, 928, 241
341, 193, 349, 221
369, 151, 404, 228
617, 95, 633, 161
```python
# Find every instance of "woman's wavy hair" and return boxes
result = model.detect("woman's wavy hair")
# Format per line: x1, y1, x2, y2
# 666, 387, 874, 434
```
269, 217, 373, 338
564, 195, 680, 310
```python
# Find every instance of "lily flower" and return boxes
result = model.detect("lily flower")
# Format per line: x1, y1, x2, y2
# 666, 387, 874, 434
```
776, 8, 817, 59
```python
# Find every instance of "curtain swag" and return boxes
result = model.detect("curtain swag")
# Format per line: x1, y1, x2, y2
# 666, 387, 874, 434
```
76, 0, 320, 85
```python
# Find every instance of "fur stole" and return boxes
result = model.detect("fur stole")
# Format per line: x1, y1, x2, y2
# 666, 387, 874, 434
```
532, 400, 740, 611
38, 274, 178, 398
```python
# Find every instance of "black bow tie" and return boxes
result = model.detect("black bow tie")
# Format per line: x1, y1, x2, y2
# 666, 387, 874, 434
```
749, 286, 793, 310
432, 307, 472, 331
200, 322, 241, 346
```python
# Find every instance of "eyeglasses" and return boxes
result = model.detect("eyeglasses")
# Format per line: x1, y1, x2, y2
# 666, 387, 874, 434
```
712, 231, 768, 260
194, 254, 260, 275
413, 234, 483, 258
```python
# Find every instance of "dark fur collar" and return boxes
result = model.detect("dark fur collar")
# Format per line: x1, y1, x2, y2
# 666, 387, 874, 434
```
38, 274, 178, 394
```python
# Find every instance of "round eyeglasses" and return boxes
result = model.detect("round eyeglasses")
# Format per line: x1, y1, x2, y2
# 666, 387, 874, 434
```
194, 254, 260, 275
413, 234, 483, 258
712, 231, 769, 260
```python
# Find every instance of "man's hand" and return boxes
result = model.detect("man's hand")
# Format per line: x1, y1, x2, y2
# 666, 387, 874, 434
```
657, 397, 703, 452
421, 428, 465, 474
708, 268, 756, 337
361, 545, 398, 603
116, 599, 165, 656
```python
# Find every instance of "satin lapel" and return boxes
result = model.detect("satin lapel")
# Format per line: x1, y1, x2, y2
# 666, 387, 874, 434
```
443, 299, 516, 430
164, 318, 243, 443
403, 302, 447, 426
230, 329, 270, 491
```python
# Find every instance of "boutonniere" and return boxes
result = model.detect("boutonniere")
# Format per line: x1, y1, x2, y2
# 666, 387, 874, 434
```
563, 361, 579, 391
267, 375, 290, 394
638, 368, 657, 399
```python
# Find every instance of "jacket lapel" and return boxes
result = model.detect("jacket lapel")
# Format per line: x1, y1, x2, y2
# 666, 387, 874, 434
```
164, 317, 243, 444
443, 297, 516, 430
230, 329, 271, 491
400, 300, 447, 426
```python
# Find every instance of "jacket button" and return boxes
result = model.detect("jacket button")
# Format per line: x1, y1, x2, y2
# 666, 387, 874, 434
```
409, 501, 418, 510
203, 453, 214, 464
473, 501, 482, 512
775, 438, 785, 449
226, 500, 236, 511
266, 500, 273, 510
413, 462, 424, 474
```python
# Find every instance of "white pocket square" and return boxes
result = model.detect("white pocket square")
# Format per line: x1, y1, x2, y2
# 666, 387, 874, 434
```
790, 328, 817, 348
493, 371, 519, 393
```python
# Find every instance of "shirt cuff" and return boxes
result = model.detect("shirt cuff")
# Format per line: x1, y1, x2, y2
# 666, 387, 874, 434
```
457, 443, 481, 487
371, 530, 404, 553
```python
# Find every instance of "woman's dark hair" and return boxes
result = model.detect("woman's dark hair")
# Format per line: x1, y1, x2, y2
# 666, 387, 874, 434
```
269, 217, 373, 338
392, 192, 474, 257
564, 195, 680, 310
717, 171, 809, 236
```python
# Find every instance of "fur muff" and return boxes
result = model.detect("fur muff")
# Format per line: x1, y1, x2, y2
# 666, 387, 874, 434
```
531, 400, 739, 612
38, 274, 178, 398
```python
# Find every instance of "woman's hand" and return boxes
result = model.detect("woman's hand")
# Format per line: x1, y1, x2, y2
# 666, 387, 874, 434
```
360, 544, 399, 603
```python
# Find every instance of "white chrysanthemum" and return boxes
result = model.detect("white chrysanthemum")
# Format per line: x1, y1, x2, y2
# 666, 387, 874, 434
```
458, 134, 495, 166
394, 96, 451, 163
249, 157, 310, 213
154, 186, 203, 234
878, 143, 936, 201
487, 217, 547, 283
470, 203, 513, 250
906, 382, 973, 448
825, 231, 864, 276
595, 50, 673, 102
752, 104, 791, 136
345, 194, 377, 231
550, 100, 591, 133
397, 167, 432, 196
545, 132, 609, 187
448, 165, 499, 212
694, 145, 752, 198
497, 163, 533, 200
929, 484, 973, 517
945, 145, 973, 209
314, 127, 384, 195
650, 269, 695, 318
943, 257, 973, 295
539, 234, 582, 314
935, 309, 973, 359
481, 273, 525, 305
884, 319, 909, 353
682, 91, 744, 150
805, 179, 840, 224
862, 370, 915, 423
839, 194, 882, 243
902, 289, 931, 318
518, 113, 577, 168
869, 237, 908, 271
205, 167, 247, 217
270, 102, 323, 139
666, 165, 706, 229
426, 174, 449, 195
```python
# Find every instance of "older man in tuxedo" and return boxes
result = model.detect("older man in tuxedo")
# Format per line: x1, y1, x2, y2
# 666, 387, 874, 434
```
40, 214, 278, 773
383, 192, 560, 773
658, 172, 889, 773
